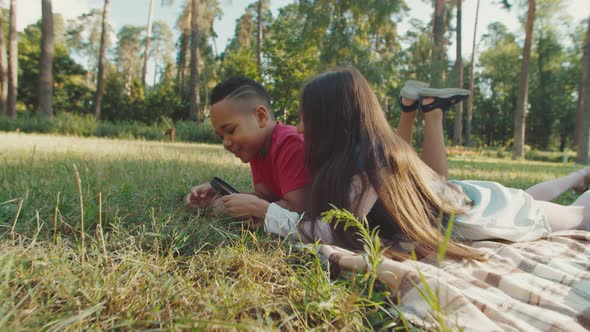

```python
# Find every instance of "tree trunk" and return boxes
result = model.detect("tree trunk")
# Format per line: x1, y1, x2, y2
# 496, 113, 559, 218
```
7, 0, 17, 118
94, 0, 110, 120
576, 12, 590, 162
153, 41, 159, 84
512, 0, 536, 160
431, 0, 446, 88
189, 0, 201, 122
142, 0, 155, 86
466, 0, 480, 146
257, 0, 263, 77
39, 0, 54, 119
574, 60, 584, 149
177, 31, 188, 92
453, 0, 463, 146
536, 29, 550, 150
0, 5, 7, 115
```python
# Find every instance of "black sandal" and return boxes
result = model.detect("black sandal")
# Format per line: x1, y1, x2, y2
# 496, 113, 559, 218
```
399, 97, 419, 112
419, 92, 470, 113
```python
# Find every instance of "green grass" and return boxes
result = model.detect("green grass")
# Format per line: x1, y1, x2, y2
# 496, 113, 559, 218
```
0, 132, 582, 330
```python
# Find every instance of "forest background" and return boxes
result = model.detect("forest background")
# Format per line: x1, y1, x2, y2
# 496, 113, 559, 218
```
2, 0, 590, 160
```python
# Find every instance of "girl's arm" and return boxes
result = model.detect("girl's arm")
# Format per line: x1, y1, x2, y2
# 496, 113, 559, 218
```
264, 202, 334, 243
263, 174, 379, 243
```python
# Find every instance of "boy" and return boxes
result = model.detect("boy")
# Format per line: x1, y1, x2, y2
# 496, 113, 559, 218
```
185, 77, 309, 224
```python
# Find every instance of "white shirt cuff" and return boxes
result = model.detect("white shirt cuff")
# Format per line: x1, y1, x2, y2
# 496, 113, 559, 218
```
264, 202, 302, 238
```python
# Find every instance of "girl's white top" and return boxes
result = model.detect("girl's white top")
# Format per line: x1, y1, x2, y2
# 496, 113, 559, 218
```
264, 176, 551, 244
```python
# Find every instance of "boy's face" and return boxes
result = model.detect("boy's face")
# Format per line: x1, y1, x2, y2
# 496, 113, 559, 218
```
210, 100, 269, 163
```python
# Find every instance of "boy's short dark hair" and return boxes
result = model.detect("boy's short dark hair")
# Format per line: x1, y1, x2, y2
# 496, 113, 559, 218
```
210, 76, 272, 113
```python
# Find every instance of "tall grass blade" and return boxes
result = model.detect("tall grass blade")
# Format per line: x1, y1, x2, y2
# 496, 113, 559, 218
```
73, 164, 85, 262
10, 198, 23, 241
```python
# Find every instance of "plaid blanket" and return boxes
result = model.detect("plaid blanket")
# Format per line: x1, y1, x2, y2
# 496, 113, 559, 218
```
316, 230, 590, 331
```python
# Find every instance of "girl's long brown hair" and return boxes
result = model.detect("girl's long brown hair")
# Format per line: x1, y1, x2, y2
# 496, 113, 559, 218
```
300, 68, 480, 260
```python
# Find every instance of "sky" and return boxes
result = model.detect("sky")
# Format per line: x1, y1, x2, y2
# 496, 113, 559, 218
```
12, 0, 590, 83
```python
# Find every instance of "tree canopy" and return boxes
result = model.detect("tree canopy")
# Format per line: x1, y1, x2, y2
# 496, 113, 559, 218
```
4, 0, 590, 152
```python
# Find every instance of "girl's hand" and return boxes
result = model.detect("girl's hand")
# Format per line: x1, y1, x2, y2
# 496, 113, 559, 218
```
221, 193, 270, 220
185, 182, 219, 209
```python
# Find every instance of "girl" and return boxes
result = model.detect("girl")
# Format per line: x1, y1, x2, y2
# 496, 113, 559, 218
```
260, 68, 590, 260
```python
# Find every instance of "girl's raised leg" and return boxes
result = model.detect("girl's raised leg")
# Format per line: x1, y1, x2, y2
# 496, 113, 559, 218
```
396, 98, 417, 144
396, 97, 448, 177
421, 98, 448, 178
397, 82, 469, 178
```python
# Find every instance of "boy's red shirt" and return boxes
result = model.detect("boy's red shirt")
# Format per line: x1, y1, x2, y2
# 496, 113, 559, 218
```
250, 122, 310, 199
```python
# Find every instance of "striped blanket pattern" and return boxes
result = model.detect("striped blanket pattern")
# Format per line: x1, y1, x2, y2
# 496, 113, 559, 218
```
316, 230, 590, 331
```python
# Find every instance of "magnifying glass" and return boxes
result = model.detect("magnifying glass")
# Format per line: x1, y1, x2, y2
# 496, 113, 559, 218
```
210, 176, 239, 196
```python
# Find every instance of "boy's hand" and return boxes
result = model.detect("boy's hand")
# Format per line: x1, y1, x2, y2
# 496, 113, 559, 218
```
185, 183, 218, 209
221, 193, 270, 220
210, 196, 227, 213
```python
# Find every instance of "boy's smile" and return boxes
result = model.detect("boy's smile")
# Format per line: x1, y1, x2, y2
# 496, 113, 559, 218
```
210, 100, 273, 163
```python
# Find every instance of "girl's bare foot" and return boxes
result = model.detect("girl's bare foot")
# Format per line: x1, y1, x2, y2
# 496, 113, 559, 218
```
421, 97, 435, 106
401, 97, 416, 107
400, 97, 419, 115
